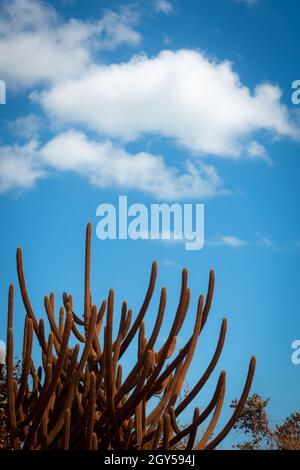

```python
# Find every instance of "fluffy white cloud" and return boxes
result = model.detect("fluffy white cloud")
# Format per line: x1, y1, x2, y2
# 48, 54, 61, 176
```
40, 130, 222, 199
37, 49, 299, 159
0, 130, 223, 198
0, 0, 141, 88
0, 1, 298, 199
154, 0, 174, 15
0, 140, 44, 193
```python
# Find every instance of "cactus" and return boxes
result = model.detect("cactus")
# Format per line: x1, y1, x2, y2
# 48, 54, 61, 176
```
5, 223, 255, 450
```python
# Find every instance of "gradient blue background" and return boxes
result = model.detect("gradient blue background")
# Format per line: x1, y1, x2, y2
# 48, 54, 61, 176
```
0, 0, 300, 448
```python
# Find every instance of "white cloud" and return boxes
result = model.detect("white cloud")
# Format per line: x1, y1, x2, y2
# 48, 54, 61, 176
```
0, 130, 223, 198
154, 0, 174, 15
0, 0, 141, 88
0, 140, 44, 193
40, 130, 222, 199
0, 1, 297, 200
208, 235, 249, 248
36, 49, 299, 159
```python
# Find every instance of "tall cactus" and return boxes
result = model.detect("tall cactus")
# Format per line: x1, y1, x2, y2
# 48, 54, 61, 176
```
5, 223, 255, 450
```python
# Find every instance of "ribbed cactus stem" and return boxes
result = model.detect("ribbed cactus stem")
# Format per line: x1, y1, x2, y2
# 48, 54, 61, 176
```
4, 223, 255, 450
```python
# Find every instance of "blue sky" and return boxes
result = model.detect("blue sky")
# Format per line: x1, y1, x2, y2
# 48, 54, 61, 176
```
0, 0, 300, 448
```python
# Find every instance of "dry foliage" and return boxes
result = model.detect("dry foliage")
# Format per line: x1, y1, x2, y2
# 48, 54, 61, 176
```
232, 393, 300, 450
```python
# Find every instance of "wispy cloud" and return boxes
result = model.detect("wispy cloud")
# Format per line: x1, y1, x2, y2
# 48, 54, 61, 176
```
207, 235, 249, 249
254, 233, 277, 250
6, 113, 44, 139
162, 259, 180, 268
246, 140, 272, 165
235, 0, 258, 6
157, 335, 184, 346
154, 0, 174, 15
162, 33, 172, 45
253, 233, 299, 253
206, 233, 300, 253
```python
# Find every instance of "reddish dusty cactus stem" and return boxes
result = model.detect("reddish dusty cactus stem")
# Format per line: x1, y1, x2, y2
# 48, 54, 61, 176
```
16, 317, 33, 409
62, 409, 71, 450
84, 222, 92, 334
5, 223, 255, 450
6, 284, 19, 450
